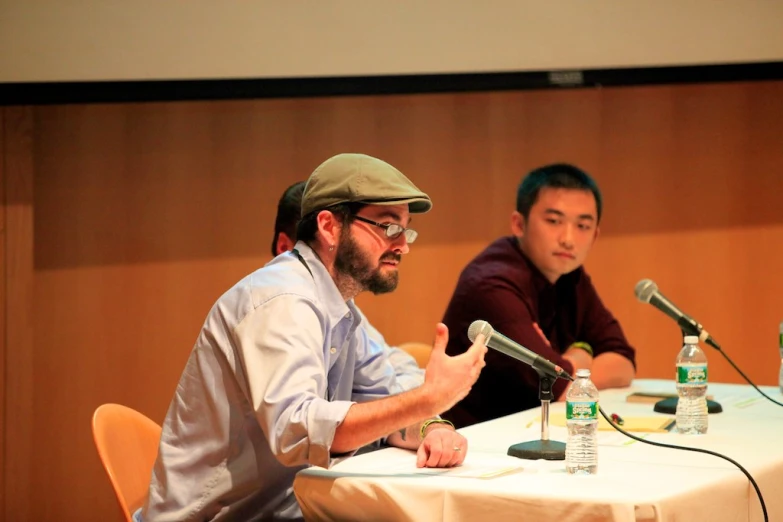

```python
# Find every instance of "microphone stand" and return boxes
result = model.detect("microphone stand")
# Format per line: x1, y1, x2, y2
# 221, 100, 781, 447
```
653, 328, 723, 415
508, 371, 566, 460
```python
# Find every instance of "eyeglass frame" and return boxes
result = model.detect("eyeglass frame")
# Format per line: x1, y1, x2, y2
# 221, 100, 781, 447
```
351, 215, 418, 244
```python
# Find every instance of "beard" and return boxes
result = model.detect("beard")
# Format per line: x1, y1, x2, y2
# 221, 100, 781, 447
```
334, 229, 400, 295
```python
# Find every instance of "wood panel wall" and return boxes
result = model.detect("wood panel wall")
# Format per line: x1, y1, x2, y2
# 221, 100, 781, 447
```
3, 80, 783, 520
0, 106, 5, 522
3, 107, 35, 522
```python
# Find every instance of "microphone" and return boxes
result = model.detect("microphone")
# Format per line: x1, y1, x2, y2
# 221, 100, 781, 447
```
468, 320, 573, 381
634, 279, 720, 349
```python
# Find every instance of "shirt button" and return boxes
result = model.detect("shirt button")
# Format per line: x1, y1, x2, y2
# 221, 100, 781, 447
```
330, 347, 337, 354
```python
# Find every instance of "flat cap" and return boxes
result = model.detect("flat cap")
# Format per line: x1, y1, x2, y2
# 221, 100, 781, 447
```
301, 153, 432, 217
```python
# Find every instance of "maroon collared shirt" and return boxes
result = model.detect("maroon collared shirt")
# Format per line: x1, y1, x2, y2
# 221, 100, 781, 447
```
442, 236, 636, 428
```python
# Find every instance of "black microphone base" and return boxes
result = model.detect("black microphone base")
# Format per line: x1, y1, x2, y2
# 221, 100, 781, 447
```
508, 439, 566, 460
653, 397, 723, 414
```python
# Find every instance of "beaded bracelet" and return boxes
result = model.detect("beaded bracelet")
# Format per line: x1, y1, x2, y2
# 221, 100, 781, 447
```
419, 418, 455, 439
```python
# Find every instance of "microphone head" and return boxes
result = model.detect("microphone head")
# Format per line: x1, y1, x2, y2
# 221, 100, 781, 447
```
634, 279, 658, 303
467, 320, 494, 343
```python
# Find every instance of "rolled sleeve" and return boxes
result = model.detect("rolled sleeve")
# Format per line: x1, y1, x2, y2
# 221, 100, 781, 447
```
386, 347, 425, 392
578, 274, 637, 368
356, 308, 424, 393
233, 293, 354, 469
350, 327, 400, 402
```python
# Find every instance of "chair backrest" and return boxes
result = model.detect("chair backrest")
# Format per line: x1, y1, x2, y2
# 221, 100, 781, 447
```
397, 341, 433, 368
92, 403, 162, 522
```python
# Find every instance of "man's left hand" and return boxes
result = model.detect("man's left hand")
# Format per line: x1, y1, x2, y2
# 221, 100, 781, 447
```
416, 428, 468, 468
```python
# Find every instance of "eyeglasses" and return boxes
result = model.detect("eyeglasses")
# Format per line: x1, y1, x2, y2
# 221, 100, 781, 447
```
352, 215, 418, 244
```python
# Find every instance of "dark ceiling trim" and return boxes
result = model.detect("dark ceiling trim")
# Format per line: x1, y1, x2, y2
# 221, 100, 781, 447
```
2, 61, 782, 106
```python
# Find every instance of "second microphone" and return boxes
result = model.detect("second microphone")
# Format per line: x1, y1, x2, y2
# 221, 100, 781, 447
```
468, 320, 573, 381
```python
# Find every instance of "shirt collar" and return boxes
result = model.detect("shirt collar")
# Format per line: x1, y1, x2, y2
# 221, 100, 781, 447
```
507, 236, 553, 295
507, 236, 582, 293
292, 241, 358, 326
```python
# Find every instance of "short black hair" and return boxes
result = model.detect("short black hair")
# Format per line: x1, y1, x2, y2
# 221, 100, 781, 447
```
516, 163, 602, 222
271, 181, 306, 257
295, 202, 366, 246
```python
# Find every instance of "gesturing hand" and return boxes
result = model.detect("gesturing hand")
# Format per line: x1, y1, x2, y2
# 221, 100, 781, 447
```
423, 323, 487, 414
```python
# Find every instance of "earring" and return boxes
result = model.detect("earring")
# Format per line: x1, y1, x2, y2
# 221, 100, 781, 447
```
329, 245, 334, 252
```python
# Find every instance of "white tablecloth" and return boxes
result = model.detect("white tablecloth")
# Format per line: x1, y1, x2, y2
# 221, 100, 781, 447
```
294, 380, 783, 522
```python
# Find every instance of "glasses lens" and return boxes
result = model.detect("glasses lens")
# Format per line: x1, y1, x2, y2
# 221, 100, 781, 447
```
404, 229, 418, 244
385, 224, 403, 239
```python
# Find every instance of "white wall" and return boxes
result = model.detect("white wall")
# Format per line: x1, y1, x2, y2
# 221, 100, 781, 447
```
2, 0, 782, 83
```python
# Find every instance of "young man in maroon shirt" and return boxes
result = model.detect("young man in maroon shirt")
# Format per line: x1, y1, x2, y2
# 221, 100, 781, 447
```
442, 163, 636, 428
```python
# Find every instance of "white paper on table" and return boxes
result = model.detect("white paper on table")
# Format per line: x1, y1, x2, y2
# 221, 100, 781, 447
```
334, 449, 527, 479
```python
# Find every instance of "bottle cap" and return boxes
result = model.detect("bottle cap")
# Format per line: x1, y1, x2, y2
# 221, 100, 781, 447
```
684, 335, 699, 344
575, 368, 591, 378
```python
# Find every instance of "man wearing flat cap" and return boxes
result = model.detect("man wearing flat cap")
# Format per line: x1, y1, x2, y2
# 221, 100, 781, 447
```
139, 153, 488, 522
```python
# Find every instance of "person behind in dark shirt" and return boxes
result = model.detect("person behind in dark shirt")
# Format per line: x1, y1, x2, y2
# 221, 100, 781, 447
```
441, 163, 636, 427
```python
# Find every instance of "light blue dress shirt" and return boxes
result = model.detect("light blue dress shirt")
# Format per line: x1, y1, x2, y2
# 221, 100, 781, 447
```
359, 308, 425, 393
140, 243, 403, 521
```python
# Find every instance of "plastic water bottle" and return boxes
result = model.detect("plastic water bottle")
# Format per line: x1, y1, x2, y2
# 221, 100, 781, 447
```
779, 321, 783, 394
676, 335, 708, 434
565, 368, 599, 475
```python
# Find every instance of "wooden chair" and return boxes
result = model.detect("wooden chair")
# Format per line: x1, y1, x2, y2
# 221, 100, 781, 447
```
92, 404, 161, 522
397, 341, 433, 368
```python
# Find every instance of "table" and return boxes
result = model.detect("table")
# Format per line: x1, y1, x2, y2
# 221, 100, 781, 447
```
294, 380, 783, 522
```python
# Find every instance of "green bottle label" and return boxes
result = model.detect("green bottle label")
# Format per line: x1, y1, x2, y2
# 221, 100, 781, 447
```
677, 365, 708, 384
566, 400, 598, 420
